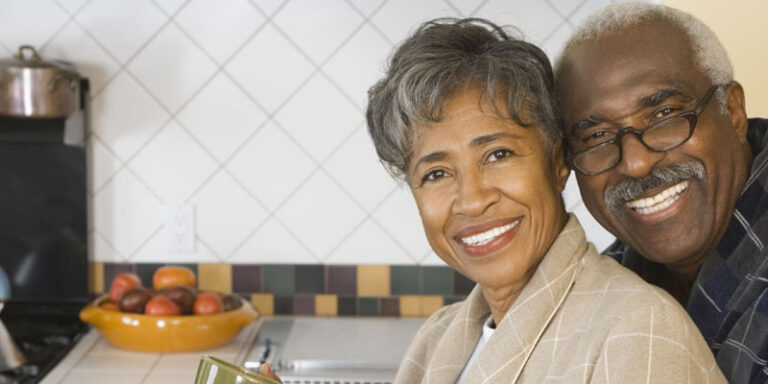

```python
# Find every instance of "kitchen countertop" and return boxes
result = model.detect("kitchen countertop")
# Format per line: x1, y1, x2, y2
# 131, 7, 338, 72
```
40, 320, 262, 384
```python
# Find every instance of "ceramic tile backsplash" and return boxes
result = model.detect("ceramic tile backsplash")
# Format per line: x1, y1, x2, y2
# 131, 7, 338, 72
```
0, 0, 661, 266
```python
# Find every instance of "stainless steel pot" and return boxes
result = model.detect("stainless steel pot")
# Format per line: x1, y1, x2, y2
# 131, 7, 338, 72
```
0, 45, 81, 118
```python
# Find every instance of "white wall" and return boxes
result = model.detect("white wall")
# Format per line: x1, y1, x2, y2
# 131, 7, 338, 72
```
0, 0, 624, 265
664, 0, 768, 118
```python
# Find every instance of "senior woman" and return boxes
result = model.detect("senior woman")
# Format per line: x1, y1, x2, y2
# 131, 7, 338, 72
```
366, 18, 724, 383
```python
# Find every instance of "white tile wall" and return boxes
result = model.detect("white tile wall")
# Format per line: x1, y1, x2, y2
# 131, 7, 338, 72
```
1, 0, 660, 265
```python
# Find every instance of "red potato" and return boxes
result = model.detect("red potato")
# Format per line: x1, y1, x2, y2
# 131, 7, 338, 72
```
119, 287, 153, 313
157, 286, 197, 315
108, 273, 142, 303
145, 296, 181, 316
193, 292, 223, 315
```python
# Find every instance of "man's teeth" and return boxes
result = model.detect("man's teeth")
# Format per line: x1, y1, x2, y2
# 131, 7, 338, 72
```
625, 180, 689, 215
460, 221, 519, 247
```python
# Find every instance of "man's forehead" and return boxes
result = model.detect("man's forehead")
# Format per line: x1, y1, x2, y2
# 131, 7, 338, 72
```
556, 20, 704, 120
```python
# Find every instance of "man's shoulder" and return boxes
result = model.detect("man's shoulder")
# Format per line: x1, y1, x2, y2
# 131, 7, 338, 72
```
601, 239, 629, 263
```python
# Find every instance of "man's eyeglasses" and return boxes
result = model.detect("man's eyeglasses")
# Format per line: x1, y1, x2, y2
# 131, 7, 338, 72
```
567, 85, 720, 176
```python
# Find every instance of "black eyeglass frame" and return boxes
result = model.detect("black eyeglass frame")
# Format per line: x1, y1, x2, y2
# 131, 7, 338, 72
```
567, 84, 721, 176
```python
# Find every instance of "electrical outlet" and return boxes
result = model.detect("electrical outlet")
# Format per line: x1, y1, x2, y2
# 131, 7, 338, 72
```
164, 204, 195, 252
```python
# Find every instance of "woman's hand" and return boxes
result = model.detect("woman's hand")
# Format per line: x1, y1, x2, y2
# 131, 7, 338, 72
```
258, 363, 282, 383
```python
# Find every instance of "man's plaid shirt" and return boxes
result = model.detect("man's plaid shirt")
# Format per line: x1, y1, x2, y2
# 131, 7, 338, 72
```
606, 118, 768, 383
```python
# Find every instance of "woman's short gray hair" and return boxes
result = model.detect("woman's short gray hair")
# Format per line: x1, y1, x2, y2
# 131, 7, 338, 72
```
556, 3, 733, 88
366, 18, 560, 181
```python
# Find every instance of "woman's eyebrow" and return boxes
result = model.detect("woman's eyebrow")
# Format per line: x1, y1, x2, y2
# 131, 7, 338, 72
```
413, 151, 447, 169
470, 132, 523, 147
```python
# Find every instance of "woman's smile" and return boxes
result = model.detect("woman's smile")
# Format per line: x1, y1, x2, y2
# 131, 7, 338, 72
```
454, 217, 523, 257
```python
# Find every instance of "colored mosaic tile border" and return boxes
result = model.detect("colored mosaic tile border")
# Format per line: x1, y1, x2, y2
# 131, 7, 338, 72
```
90, 263, 474, 317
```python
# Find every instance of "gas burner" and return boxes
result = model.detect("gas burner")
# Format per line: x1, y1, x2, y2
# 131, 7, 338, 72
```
0, 314, 88, 384
0, 364, 39, 384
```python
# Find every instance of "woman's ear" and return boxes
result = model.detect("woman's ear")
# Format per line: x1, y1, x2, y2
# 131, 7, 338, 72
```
724, 82, 748, 145
551, 139, 571, 193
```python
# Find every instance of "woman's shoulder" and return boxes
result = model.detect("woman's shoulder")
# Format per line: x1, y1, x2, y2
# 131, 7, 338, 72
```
412, 299, 466, 339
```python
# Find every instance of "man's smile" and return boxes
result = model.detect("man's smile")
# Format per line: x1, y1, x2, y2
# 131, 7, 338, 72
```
625, 180, 689, 215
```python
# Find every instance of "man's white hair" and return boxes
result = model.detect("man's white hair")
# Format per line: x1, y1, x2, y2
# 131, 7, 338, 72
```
556, 2, 733, 88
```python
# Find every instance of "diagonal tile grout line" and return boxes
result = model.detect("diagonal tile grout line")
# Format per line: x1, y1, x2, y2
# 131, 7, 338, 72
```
92, 228, 130, 262
59, 0, 180, 196
0, 41, 11, 56
70, 0, 472, 265
216, 174, 319, 263
64, 0, 175, 100
560, 0, 591, 28
319, 184, 422, 264
441, 0, 463, 16
39, 0, 82, 51
88, 0, 277, 211
358, 0, 397, 46
246, 0, 291, 19
125, 223, 164, 262
467, 0, 491, 17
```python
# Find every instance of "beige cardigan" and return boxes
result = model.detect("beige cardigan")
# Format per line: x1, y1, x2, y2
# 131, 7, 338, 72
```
395, 215, 725, 383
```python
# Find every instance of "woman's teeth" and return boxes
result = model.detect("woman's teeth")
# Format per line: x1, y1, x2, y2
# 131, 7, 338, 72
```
625, 180, 689, 215
460, 220, 520, 246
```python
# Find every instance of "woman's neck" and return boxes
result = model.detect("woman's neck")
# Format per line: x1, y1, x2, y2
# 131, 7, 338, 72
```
480, 278, 527, 326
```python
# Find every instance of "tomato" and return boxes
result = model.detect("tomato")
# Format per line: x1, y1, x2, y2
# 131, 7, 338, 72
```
152, 266, 196, 290
193, 292, 223, 315
108, 273, 142, 303
145, 296, 181, 316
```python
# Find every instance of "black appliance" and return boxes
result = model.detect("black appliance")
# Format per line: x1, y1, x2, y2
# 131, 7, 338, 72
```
0, 78, 90, 383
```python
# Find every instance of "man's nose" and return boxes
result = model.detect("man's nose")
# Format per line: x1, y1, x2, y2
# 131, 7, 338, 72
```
613, 132, 665, 178
452, 172, 499, 216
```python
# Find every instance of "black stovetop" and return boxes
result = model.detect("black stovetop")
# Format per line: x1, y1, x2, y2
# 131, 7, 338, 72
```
0, 303, 89, 384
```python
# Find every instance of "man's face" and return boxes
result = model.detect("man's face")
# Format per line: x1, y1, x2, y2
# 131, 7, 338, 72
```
556, 20, 749, 274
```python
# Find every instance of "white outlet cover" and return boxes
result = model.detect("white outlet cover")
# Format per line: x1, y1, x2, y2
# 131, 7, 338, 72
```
164, 204, 196, 252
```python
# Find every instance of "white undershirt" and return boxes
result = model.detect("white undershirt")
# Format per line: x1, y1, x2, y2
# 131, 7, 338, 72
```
457, 315, 496, 383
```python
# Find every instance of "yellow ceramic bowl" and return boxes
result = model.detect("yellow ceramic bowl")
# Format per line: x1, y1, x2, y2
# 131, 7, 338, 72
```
80, 294, 259, 352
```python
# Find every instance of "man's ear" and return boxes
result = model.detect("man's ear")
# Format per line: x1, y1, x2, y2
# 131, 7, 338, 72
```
724, 82, 748, 144
551, 139, 571, 193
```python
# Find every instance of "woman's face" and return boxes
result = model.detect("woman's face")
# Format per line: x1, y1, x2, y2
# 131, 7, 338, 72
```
407, 89, 569, 290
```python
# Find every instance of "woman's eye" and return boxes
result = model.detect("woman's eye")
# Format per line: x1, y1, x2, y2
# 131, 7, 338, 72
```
486, 149, 513, 163
422, 169, 446, 183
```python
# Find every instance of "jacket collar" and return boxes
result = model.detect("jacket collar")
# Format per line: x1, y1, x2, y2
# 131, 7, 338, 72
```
423, 214, 588, 383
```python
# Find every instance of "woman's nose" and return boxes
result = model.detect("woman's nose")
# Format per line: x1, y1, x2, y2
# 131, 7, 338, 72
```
452, 172, 499, 216
613, 133, 665, 178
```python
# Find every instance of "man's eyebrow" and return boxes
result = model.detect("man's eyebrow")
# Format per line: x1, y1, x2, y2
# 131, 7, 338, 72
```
639, 88, 685, 108
570, 115, 603, 132
470, 132, 523, 146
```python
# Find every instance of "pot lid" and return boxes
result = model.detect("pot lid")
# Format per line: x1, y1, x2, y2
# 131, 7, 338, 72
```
0, 45, 77, 72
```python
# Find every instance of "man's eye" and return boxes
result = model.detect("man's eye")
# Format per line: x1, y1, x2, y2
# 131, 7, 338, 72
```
422, 169, 446, 183
486, 149, 513, 163
582, 130, 611, 144
654, 107, 679, 119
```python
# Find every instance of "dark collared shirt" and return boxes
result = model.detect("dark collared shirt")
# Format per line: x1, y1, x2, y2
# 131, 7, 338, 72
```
606, 118, 768, 383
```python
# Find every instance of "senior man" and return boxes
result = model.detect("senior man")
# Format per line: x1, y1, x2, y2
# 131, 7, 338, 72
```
555, 2, 768, 382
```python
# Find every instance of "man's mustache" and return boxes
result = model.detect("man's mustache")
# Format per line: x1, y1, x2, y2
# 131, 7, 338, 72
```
603, 160, 705, 209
